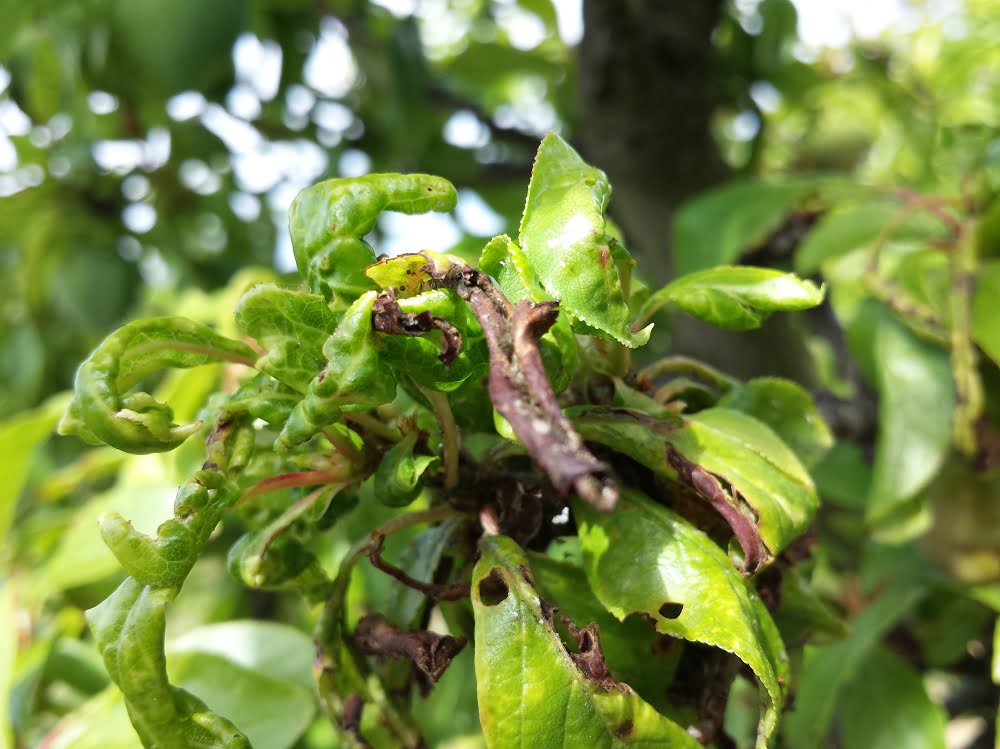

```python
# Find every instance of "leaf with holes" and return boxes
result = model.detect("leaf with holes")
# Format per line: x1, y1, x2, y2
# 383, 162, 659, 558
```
472, 534, 700, 748
574, 489, 788, 747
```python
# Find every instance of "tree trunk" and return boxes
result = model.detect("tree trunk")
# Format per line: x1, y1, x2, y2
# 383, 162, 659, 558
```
577, 0, 816, 383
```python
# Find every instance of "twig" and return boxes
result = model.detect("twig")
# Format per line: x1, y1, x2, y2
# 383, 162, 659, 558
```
367, 535, 470, 602
416, 384, 460, 489
424, 257, 618, 511
950, 223, 982, 455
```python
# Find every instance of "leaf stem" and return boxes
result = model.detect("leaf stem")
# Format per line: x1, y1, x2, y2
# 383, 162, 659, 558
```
346, 411, 402, 442
950, 222, 982, 454
638, 355, 740, 393
417, 384, 460, 489
235, 469, 351, 506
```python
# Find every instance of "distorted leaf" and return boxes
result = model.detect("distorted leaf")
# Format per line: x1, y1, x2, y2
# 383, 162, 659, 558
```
472, 534, 699, 748
374, 432, 439, 507
277, 292, 397, 450
234, 284, 340, 392
58, 318, 256, 454
574, 490, 788, 746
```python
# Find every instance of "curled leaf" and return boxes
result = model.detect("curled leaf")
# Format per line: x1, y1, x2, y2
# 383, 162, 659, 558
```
234, 284, 340, 392
374, 432, 439, 507
277, 292, 397, 450
290, 173, 457, 302
59, 317, 256, 454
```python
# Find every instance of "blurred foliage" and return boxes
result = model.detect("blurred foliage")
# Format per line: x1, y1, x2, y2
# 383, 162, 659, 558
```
3, 0, 1000, 747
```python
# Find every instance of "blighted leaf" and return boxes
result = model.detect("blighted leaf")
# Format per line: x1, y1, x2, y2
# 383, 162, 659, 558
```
672, 179, 809, 275
837, 647, 947, 749
59, 318, 256, 454
479, 234, 579, 391
289, 173, 457, 303
574, 490, 788, 747
374, 288, 489, 392
277, 292, 397, 450
718, 377, 833, 467
234, 284, 340, 392
374, 432, 439, 507
518, 133, 651, 348
867, 317, 954, 535
638, 266, 823, 331
472, 534, 699, 748
528, 552, 678, 710
571, 407, 818, 568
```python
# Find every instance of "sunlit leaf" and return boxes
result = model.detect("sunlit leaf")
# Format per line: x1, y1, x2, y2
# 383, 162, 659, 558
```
472, 534, 699, 748
639, 266, 823, 331
519, 133, 651, 348
574, 489, 787, 746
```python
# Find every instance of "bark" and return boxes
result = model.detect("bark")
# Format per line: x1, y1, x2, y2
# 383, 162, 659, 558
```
578, 0, 817, 383
577, 0, 728, 283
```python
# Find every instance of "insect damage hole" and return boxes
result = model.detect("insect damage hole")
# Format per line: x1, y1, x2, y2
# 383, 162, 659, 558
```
658, 602, 684, 620
478, 569, 509, 606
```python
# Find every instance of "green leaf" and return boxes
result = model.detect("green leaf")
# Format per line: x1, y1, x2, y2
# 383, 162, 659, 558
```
58, 317, 256, 454
571, 407, 818, 566
518, 133, 651, 348
838, 648, 947, 749
387, 517, 465, 629
0, 583, 14, 749
638, 266, 824, 331
234, 284, 340, 393
574, 489, 788, 747
479, 234, 579, 391
36, 687, 141, 749
867, 316, 954, 534
669, 408, 818, 560
374, 432, 438, 507
795, 201, 899, 274
277, 292, 397, 450
718, 377, 833, 467
972, 260, 1000, 366
472, 534, 699, 748
289, 173, 457, 302
528, 553, 678, 710
87, 578, 250, 748
0, 391, 69, 544
166, 621, 317, 749
672, 179, 807, 275
783, 584, 925, 748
